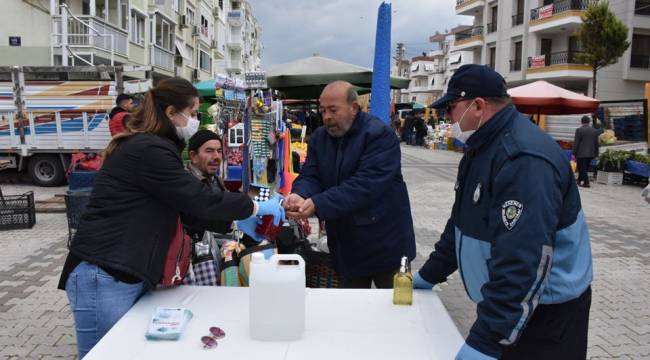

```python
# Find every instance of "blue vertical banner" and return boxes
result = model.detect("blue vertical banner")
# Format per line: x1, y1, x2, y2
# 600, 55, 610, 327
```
370, 1, 392, 125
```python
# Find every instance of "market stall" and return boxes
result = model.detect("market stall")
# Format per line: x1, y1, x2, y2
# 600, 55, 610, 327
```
83, 287, 464, 360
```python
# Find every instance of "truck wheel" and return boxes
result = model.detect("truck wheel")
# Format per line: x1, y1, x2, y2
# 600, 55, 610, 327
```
27, 155, 65, 187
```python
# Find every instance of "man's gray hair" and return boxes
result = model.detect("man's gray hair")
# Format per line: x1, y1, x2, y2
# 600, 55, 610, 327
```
346, 87, 359, 104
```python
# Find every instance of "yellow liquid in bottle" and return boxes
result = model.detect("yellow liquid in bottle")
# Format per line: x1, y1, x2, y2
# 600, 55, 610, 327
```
393, 272, 413, 305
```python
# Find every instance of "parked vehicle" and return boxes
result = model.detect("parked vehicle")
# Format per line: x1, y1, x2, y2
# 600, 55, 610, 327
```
0, 66, 151, 186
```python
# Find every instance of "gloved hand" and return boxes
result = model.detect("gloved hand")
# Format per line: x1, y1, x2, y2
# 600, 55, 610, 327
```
255, 196, 286, 226
235, 216, 264, 242
455, 343, 497, 360
270, 192, 285, 203
413, 271, 435, 289
642, 184, 650, 204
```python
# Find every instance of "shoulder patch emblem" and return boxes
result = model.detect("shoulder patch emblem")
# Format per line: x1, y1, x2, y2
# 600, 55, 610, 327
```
502, 200, 523, 230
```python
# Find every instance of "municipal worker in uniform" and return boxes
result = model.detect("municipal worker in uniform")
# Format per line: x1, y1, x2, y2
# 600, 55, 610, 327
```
413, 65, 593, 360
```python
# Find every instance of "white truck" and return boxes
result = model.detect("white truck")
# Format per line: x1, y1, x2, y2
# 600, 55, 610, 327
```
0, 66, 151, 186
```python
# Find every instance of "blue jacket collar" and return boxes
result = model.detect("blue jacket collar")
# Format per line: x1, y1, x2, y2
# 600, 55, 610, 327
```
465, 104, 516, 152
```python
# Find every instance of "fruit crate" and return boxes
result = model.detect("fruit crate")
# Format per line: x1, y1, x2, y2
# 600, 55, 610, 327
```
596, 171, 623, 185
0, 191, 36, 230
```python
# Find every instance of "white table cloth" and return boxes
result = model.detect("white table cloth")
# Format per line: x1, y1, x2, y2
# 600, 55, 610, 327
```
85, 286, 464, 360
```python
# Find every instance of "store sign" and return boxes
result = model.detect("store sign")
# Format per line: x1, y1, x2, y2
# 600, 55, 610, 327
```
530, 55, 547, 69
8, 36, 21, 46
539, 4, 554, 20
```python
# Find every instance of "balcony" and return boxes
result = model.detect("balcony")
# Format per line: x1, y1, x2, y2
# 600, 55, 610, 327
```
227, 11, 243, 26
529, 0, 596, 34
225, 60, 243, 74
52, 15, 129, 61
151, 44, 175, 72
227, 31, 243, 50
509, 58, 523, 72
453, 26, 484, 51
455, 0, 486, 16
526, 50, 591, 80
486, 22, 497, 34
512, 13, 524, 27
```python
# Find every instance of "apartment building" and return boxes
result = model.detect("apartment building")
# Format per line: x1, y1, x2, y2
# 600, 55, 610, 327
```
453, 0, 650, 101
0, 0, 262, 83
393, 27, 476, 104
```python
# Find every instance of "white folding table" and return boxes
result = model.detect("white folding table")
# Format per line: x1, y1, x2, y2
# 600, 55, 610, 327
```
85, 286, 464, 360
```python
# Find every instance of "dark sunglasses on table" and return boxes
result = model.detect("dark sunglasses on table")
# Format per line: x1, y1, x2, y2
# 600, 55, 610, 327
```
201, 326, 226, 349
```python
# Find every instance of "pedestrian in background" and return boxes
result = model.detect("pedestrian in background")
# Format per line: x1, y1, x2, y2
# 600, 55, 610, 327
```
573, 115, 600, 188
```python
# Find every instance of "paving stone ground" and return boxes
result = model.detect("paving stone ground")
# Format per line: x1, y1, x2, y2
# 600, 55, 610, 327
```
1, 146, 649, 359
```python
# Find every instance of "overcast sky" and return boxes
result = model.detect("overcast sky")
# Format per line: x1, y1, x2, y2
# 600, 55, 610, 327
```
247, 0, 472, 69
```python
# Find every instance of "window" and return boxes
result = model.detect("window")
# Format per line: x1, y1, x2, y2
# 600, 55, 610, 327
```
219, 0, 224, 10
636, 0, 650, 16
424, 63, 434, 71
411, 63, 419, 72
431, 77, 435, 86
155, 17, 173, 51
489, 47, 496, 69
120, 0, 128, 30
186, 44, 194, 66
511, 41, 522, 71
130, 10, 145, 45
200, 15, 209, 37
172, 0, 182, 12
631, 34, 650, 68
186, 7, 195, 26
199, 50, 211, 72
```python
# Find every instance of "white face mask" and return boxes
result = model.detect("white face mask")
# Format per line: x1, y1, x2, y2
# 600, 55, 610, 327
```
451, 99, 479, 144
176, 113, 200, 142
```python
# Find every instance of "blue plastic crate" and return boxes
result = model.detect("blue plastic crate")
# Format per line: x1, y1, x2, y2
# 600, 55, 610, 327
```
226, 165, 243, 181
68, 170, 99, 191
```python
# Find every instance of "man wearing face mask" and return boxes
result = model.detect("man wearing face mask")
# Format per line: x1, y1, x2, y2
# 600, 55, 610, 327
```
283, 81, 416, 289
413, 65, 593, 360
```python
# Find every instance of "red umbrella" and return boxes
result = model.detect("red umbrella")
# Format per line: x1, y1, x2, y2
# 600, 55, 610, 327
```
507, 80, 600, 115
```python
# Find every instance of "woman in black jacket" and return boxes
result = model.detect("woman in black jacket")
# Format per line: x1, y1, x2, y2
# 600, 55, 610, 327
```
58, 78, 284, 359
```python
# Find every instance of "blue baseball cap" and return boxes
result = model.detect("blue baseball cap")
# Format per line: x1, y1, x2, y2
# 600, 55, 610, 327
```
430, 64, 509, 109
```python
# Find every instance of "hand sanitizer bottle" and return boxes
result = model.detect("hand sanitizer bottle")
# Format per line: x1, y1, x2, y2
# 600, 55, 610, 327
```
393, 256, 413, 305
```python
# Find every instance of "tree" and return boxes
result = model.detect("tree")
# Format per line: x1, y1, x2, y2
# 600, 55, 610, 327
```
575, 1, 630, 98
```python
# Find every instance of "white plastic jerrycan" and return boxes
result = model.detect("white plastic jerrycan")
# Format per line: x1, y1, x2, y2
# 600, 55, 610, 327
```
249, 253, 306, 341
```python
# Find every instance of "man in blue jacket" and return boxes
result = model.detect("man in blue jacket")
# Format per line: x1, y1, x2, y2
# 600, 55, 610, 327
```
414, 65, 593, 360
285, 81, 416, 288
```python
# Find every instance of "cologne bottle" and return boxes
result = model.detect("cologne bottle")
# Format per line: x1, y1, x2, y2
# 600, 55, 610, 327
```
393, 256, 413, 305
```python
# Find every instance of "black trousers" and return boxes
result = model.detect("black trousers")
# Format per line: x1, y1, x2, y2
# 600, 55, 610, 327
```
577, 157, 593, 185
502, 286, 592, 360
339, 268, 399, 289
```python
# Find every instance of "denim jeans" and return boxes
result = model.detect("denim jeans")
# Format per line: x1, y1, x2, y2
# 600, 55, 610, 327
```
65, 261, 146, 359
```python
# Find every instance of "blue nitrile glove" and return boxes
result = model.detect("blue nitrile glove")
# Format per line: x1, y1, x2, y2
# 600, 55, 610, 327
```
413, 271, 435, 289
455, 343, 497, 360
235, 216, 264, 242
255, 197, 286, 226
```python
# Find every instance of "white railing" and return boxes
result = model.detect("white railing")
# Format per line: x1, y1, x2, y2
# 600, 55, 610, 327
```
151, 45, 175, 71
228, 32, 243, 48
52, 13, 128, 57
226, 60, 242, 71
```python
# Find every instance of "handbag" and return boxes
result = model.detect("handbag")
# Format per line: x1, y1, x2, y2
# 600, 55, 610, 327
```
159, 217, 191, 287
183, 231, 220, 286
